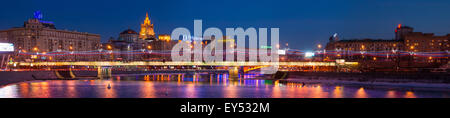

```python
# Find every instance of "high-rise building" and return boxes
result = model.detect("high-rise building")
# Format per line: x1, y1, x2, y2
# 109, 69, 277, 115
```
395, 24, 414, 40
139, 13, 155, 39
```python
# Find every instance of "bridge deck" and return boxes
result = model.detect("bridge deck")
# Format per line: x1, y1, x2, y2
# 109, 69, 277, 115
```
15, 61, 358, 67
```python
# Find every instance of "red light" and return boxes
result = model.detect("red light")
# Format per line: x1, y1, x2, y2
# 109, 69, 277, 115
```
397, 24, 402, 29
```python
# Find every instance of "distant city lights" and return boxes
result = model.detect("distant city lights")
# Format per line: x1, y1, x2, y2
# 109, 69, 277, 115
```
305, 52, 315, 58
278, 50, 286, 55
0, 43, 14, 52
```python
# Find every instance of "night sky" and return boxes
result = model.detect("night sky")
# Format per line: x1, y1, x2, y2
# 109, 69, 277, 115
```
1, 0, 449, 50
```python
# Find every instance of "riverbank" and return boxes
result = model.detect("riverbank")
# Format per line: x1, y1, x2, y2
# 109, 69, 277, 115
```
0, 70, 99, 87
0, 71, 56, 87
283, 72, 450, 89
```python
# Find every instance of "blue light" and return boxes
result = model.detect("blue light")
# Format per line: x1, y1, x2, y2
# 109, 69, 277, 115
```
34, 10, 43, 20
40, 20, 54, 24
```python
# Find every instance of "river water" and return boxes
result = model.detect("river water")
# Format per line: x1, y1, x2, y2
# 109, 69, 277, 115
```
0, 73, 448, 98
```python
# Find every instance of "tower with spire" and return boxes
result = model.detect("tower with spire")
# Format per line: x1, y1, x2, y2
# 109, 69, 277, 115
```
139, 12, 155, 39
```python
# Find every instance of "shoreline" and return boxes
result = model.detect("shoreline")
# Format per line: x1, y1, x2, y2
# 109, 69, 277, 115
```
0, 70, 97, 87
281, 72, 450, 89
0, 71, 55, 87
280, 78, 450, 90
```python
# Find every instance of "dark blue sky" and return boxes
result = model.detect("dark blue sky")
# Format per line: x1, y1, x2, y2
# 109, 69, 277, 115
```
1, 0, 449, 50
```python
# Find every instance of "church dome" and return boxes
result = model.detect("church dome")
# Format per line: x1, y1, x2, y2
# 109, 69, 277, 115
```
120, 29, 138, 35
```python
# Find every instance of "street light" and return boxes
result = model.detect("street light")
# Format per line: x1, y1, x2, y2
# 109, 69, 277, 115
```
33, 47, 38, 52
107, 45, 113, 50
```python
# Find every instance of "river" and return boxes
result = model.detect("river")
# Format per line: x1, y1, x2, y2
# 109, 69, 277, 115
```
0, 73, 448, 98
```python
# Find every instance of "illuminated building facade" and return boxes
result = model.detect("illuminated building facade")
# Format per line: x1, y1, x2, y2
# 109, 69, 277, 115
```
101, 29, 148, 61
0, 12, 101, 61
403, 32, 449, 53
139, 13, 155, 39
101, 13, 179, 61
325, 25, 449, 69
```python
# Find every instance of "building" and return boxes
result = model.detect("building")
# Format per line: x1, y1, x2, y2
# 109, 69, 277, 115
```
395, 24, 414, 40
326, 38, 402, 52
325, 25, 449, 70
0, 11, 101, 61
101, 12, 182, 61
101, 29, 149, 61
139, 13, 155, 39
404, 32, 449, 53
120, 29, 140, 43
143, 34, 179, 61
394, 25, 449, 52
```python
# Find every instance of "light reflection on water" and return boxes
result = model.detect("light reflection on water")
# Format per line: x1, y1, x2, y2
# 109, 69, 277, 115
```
0, 73, 449, 98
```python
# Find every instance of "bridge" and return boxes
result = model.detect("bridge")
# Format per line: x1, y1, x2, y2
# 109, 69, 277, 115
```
12, 61, 359, 79
14, 61, 358, 67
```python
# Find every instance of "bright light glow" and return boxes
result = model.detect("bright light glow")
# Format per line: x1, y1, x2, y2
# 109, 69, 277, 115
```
278, 50, 286, 55
261, 45, 272, 49
16, 61, 356, 67
0, 43, 14, 52
305, 52, 315, 58
336, 59, 346, 65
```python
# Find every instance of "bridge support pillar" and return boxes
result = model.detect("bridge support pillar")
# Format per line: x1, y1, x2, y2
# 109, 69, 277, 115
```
98, 66, 112, 79
229, 66, 239, 79
97, 66, 103, 78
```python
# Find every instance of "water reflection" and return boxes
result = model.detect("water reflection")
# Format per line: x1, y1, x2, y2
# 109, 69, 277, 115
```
0, 85, 19, 98
0, 73, 448, 98
333, 86, 343, 98
386, 90, 397, 98
355, 87, 368, 98
404, 91, 417, 98
66, 81, 78, 98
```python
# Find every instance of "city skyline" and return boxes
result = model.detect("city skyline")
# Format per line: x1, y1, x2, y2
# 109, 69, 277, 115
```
1, 0, 450, 50
1, 1, 450, 114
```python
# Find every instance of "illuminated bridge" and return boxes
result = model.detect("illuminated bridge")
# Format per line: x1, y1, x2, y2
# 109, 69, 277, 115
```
15, 61, 358, 67
14, 61, 359, 79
